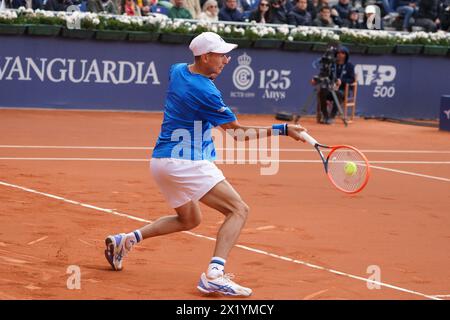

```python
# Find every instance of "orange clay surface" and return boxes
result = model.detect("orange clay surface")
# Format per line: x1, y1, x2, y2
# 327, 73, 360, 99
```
0, 109, 449, 300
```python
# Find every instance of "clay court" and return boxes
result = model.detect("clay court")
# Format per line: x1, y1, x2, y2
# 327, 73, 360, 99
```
0, 108, 449, 300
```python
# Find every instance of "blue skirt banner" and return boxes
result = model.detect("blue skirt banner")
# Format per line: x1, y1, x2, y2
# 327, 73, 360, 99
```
1, 36, 449, 119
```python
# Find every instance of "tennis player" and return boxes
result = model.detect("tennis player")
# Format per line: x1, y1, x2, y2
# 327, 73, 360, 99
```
105, 32, 307, 297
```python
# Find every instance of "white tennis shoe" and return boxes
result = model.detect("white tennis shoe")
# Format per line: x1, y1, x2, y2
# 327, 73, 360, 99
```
197, 272, 252, 297
104, 233, 135, 271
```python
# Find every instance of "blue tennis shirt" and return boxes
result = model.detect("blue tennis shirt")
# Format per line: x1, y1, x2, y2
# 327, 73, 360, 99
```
152, 63, 237, 161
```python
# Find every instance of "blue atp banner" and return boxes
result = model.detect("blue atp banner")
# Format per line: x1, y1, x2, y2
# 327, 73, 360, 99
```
1, 36, 449, 119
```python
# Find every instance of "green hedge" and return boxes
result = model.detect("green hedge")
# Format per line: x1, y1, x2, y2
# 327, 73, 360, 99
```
1, 9, 449, 57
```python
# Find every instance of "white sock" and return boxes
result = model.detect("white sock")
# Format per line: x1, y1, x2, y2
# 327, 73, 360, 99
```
125, 230, 142, 250
207, 256, 226, 279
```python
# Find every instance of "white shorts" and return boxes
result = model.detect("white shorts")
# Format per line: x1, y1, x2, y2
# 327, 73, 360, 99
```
150, 158, 226, 208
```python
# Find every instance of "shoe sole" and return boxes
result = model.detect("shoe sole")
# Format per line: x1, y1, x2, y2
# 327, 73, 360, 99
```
197, 285, 243, 296
197, 285, 212, 294
197, 277, 251, 297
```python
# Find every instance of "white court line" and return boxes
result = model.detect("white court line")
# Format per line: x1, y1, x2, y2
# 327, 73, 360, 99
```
1, 157, 449, 183
1, 157, 450, 166
0, 145, 151, 150
0, 158, 149, 161
27, 236, 48, 246
0, 179, 442, 300
371, 165, 450, 183
0, 145, 450, 154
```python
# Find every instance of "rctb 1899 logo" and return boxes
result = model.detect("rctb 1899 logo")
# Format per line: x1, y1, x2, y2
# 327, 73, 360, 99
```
232, 53, 292, 101
232, 53, 254, 91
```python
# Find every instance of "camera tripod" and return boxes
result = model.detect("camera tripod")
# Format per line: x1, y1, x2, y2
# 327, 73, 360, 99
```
293, 81, 348, 127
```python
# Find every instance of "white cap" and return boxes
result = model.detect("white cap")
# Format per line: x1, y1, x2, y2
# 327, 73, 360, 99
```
189, 32, 238, 57
365, 5, 377, 14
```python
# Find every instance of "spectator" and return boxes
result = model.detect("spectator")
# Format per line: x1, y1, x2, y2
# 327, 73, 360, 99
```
282, 0, 293, 11
317, 0, 342, 25
184, 0, 202, 18
270, 0, 292, 24
312, 5, 337, 26
44, 0, 73, 11
87, 0, 119, 13
392, 0, 418, 31
216, 0, 248, 11
307, 0, 320, 20
343, 8, 365, 28
150, 0, 172, 15
287, 0, 312, 25
11, 0, 42, 9
136, 0, 152, 16
363, 4, 385, 29
198, 0, 219, 21
378, 0, 396, 17
168, 0, 193, 18
241, 0, 259, 11
248, 0, 272, 23
121, 0, 141, 15
312, 46, 355, 124
414, 0, 440, 31
241, 0, 262, 18
439, 0, 450, 30
333, 0, 353, 24
219, 0, 244, 21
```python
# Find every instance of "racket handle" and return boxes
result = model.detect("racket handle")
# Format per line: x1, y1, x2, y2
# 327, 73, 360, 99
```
300, 132, 319, 147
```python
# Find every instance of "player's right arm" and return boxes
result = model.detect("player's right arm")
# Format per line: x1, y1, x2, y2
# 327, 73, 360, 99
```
220, 121, 306, 142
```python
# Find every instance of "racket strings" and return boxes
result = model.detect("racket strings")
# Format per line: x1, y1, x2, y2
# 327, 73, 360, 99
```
326, 148, 369, 193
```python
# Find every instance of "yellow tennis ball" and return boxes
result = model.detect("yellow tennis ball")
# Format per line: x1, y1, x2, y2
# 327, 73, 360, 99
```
344, 161, 357, 176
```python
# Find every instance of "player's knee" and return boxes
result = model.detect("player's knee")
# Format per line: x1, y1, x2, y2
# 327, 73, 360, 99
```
190, 214, 202, 229
180, 214, 201, 230
233, 201, 250, 221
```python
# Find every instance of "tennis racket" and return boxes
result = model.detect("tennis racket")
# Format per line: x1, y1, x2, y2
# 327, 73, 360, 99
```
300, 131, 370, 194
